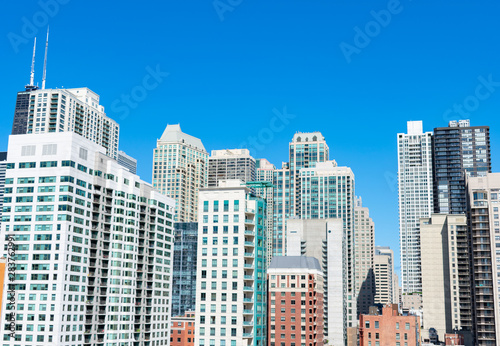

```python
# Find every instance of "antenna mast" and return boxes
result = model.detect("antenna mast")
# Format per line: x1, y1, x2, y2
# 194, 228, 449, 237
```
29, 38, 36, 86
41, 26, 49, 90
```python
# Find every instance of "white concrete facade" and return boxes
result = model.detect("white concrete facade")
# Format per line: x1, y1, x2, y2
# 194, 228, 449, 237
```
194, 180, 267, 346
398, 120, 434, 294
0, 133, 174, 345
25, 87, 119, 159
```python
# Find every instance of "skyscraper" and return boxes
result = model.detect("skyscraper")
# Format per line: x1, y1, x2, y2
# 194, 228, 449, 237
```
354, 197, 375, 316
433, 120, 491, 214
195, 180, 267, 346
299, 160, 357, 325
466, 173, 500, 345
398, 120, 434, 294
255, 158, 276, 266
172, 222, 198, 317
15, 87, 120, 159
11, 85, 39, 135
153, 124, 208, 222
273, 132, 329, 257
208, 149, 256, 187
0, 132, 175, 345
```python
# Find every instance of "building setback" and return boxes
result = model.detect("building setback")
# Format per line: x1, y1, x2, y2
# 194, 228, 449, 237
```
359, 304, 421, 346
172, 222, 198, 317
0, 132, 175, 345
195, 180, 267, 346
267, 256, 325, 346
153, 124, 208, 222
466, 173, 500, 345
398, 120, 434, 294
433, 120, 491, 214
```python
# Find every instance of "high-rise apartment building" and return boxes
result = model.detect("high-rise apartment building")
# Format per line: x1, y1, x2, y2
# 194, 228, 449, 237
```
12, 87, 120, 159
374, 247, 396, 306
354, 197, 375, 316
433, 120, 491, 214
256, 158, 275, 266
466, 173, 500, 345
267, 256, 325, 346
195, 180, 267, 346
117, 150, 138, 175
420, 214, 473, 343
287, 218, 346, 345
273, 132, 329, 257
208, 149, 256, 187
172, 222, 198, 317
0, 132, 175, 345
299, 161, 357, 325
153, 124, 208, 222
398, 120, 434, 294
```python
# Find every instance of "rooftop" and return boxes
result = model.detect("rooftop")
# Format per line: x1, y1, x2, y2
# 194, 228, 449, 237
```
269, 256, 322, 271
158, 124, 207, 152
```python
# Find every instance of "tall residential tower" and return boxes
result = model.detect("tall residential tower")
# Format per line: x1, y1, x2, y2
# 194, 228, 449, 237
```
0, 132, 175, 345
397, 121, 433, 294
195, 180, 267, 346
153, 124, 208, 222
433, 120, 490, 214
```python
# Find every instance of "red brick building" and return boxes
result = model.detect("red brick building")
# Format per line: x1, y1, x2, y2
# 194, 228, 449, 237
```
359, 304, 421, 346
170, 311, 195, 346
444, 334, 464, 345
268, 256, 324, 346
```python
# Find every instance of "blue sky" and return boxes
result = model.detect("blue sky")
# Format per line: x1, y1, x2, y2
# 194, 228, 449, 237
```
2, 0, 500, 273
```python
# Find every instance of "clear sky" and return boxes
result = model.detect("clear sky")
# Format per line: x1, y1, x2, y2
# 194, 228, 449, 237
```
2, 0, 500, 273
